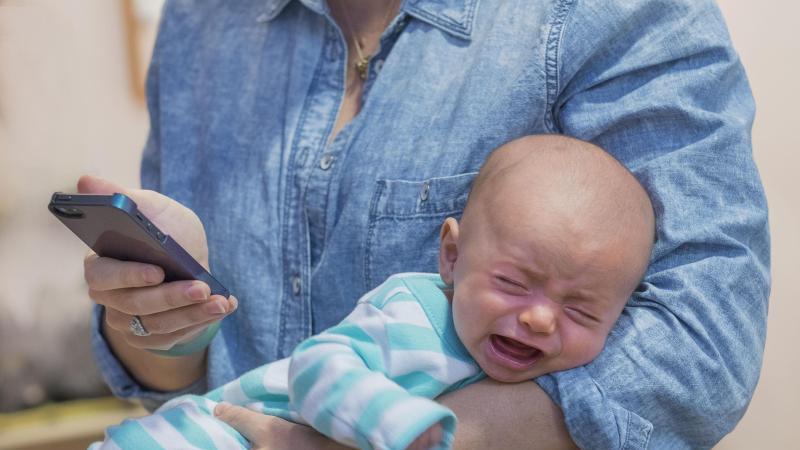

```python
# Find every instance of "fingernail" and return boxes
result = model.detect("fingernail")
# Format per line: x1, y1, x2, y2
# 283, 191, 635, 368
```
204, 300, 227, 314
186, 284, 209, 301
145, 267, 161, 284
228, 296, 238, 311
214, 402, 230, 417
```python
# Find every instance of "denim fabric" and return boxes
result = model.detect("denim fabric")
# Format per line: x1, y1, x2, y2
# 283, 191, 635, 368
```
90, 0, 770, 448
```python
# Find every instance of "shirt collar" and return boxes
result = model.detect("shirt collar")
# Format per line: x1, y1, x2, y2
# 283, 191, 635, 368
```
258, 0, 479, 41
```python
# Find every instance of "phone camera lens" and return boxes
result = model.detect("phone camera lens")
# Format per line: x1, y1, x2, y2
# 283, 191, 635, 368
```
53, 206, 84, 218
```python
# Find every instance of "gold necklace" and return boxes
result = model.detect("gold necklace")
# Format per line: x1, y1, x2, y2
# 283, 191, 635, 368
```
337, 0, 400, 80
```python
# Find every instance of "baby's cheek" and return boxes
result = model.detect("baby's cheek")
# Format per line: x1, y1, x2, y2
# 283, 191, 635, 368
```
562, 327, 608, 368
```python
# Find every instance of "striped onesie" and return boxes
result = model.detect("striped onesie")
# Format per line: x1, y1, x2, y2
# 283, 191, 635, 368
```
91, 273, 486, 450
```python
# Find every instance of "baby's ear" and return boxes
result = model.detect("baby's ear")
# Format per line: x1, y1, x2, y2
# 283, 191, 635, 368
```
438, 218, 460, 285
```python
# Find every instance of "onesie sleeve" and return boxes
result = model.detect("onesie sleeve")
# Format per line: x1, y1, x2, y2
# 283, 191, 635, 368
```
288, 276, 461, 450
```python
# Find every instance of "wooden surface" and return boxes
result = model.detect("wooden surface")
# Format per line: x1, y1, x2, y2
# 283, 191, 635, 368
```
0, 397, 147, 450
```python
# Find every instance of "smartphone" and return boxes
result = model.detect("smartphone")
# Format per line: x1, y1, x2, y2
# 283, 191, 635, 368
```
48, 192, 229, 297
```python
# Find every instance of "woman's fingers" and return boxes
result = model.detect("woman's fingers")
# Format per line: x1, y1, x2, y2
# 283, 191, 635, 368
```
214, 403, 274, 445
104, 295, 237, 337
84, 254, 164, 291
89, 280, 212, 315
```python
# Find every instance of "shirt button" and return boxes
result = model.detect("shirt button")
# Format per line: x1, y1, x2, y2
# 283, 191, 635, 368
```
374, 59, 384, 74
420, 181, 430, 201
319, 154, 334, 170
291, 276, 302, 295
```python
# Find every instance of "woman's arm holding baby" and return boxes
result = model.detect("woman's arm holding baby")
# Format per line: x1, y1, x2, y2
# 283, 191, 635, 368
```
438, 378, 577, 450
213, 380, 576, 450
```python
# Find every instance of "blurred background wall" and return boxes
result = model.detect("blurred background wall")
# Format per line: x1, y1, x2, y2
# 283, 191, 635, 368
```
0, 0, 796, 448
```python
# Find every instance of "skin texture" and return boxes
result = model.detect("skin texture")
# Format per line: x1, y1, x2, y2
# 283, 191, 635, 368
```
439, 135, 655, 383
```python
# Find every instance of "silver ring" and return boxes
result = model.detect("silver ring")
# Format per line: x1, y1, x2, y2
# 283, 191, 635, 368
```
129, 315, 151, 337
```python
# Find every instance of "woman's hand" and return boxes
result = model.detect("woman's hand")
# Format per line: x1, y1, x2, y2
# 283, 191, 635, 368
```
79, 175, 237, 352
214, 403, 350, 450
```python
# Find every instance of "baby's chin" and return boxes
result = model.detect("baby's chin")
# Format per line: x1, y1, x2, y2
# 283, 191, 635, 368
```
483, 369, 537, 383
477, 358, 546, 383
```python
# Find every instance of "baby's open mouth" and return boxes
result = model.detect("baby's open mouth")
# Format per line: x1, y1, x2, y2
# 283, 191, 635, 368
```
488, 334, 542, 368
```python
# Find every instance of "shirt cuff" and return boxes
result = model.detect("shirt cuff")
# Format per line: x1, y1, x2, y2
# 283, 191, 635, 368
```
535, 366, 653, 450
90, 304, 208, 411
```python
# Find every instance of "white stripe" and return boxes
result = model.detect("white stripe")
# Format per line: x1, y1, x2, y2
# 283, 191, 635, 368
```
137, 411, 200, 450
388, 349, 478, 382
380, 300, 432, 327
221, 377, 250, 405
261, 357, 290, 394
321, 372, 404, 447
293, 350, 367, 419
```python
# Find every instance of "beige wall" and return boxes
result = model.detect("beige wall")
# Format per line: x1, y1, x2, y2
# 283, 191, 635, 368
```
715, 1, 800, 448
0, 0, 796, 447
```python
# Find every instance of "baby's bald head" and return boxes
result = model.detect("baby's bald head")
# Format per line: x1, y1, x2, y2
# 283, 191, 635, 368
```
462, 135, 655, 295
439, 135, 656, 381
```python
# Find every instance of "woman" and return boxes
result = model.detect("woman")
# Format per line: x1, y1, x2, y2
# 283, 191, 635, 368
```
82, 0, 769, 448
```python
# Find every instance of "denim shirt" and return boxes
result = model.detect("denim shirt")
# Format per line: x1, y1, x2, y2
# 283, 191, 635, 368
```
90, 0, 770, 448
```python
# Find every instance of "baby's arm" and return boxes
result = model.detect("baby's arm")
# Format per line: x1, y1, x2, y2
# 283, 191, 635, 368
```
92, 359, 299, 450
90, 395, 249, 450
288, 281, 462, 450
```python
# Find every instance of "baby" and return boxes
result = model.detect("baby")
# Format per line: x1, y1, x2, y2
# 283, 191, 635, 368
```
92, 134, 655, 450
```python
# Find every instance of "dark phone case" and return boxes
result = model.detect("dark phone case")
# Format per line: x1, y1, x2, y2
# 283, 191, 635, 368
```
48, 193, 229, 297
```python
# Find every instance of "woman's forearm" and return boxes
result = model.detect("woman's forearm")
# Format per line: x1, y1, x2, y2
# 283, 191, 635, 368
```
439, 378, 578, 450
103, 319, 206, 392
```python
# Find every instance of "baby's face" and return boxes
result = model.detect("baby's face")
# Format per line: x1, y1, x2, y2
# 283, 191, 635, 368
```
441, 211, 638, 383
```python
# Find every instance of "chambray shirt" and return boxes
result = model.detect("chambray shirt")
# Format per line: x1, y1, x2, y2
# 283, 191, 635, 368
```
90, 0, 771, 448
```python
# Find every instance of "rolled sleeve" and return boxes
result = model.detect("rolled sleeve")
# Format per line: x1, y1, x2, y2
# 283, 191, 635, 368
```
90, 305, 207, 410
536, 0, 770, 448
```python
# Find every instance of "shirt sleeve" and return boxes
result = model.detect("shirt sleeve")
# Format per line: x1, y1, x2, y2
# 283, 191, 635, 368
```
288, 282, 457, 450
535, 1, 769, 449
88, 2, 190, 409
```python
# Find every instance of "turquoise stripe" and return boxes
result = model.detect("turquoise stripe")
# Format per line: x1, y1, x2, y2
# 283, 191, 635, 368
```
385, 323, 446, 352
205, 387, 223, 401
327, 321, 377, 342
354, 389, 408, 446
291, 354, 336, 406
401, 275, 473, 360
239, 365, 271, 399
106, 419, 167, 450
392, 371, 449, 397
161, 407, 218, 449
293, 321, 374, 355
350, 337, 385, 372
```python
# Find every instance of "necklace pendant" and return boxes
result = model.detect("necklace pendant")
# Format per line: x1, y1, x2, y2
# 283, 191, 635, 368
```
356, 57, 369, 80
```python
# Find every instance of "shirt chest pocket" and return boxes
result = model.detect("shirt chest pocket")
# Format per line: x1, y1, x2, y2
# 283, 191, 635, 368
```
364, 172, 478, 290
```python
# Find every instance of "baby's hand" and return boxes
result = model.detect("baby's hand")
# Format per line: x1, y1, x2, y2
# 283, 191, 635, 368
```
406, 423, 444, 450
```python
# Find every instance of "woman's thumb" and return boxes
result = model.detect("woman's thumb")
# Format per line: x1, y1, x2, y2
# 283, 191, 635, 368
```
76, 175, 130, 196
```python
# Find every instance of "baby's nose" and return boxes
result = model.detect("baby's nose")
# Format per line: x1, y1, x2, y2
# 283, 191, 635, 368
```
518, 303, 557, 334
